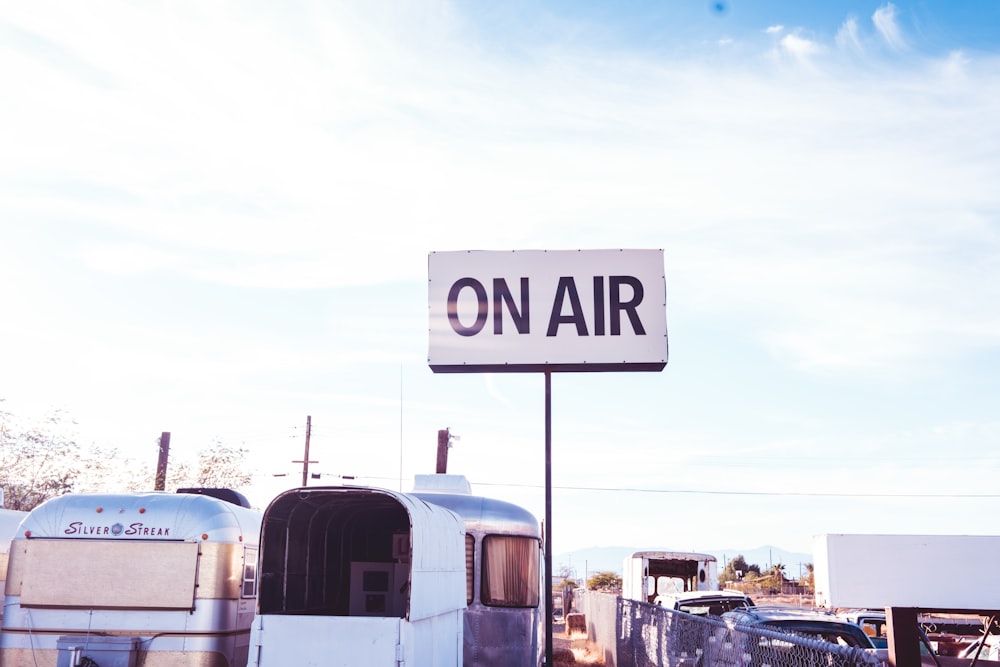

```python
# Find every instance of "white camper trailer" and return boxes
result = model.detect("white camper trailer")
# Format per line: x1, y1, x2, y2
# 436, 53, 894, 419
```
249, 485, 467, 667
622, 550, 719, 605
0, 489, 262, 667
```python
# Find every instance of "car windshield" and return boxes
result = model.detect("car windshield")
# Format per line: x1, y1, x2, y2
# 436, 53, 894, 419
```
677, 599, 750, 615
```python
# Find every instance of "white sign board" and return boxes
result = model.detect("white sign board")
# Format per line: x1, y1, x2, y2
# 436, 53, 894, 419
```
428, 249, 667, 373
814, 534, 1000, 610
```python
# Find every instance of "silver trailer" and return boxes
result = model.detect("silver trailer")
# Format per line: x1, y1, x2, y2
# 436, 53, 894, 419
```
249, 484, 467, 667
0, 489, 262, 667
413, 474, 543, 667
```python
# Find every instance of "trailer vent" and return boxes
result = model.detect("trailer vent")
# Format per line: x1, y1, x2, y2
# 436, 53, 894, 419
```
176, 488, 252, 508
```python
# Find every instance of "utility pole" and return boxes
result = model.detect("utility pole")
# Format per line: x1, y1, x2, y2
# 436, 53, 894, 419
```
292, 416, 317, 486
154, 432, 171, 491
436, 428, 450, 473
435, 428, 460, 474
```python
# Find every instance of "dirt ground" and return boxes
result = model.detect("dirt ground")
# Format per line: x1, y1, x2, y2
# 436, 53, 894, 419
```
552, 620, 605, 666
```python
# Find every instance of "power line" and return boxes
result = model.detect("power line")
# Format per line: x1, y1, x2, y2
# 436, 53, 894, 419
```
279, 473, 1000, 500
467, 480, 1000, 499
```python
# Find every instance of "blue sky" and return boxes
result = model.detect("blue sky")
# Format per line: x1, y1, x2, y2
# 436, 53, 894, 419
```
2, 1, 999, 565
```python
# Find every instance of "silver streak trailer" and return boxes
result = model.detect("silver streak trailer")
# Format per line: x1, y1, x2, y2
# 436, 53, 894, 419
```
249, 485, 467, 667
412, 474, 543, 667
0, 490, 262, 667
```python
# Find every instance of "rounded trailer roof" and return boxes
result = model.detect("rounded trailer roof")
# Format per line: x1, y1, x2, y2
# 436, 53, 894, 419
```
412, 491, 539, 538
411, 473, 539, 538
15, 491, 262, 543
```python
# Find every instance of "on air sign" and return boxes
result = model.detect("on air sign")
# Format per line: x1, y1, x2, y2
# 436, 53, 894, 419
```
428, 249, 667, 373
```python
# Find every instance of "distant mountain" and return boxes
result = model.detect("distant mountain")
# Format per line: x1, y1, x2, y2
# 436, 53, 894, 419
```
554, 545, 813, 580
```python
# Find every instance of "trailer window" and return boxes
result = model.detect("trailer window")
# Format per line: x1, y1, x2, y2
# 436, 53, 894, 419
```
481, 535, 539, 608
242, 547, 259, 598
465, 534, 475, 605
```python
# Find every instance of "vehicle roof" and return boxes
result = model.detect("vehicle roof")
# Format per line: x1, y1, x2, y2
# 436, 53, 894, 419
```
628, 550, 716, 561
662, 589, 753, 602
722, 606, 875, 647
724, 606, 840, 622
838, 609, 886, 622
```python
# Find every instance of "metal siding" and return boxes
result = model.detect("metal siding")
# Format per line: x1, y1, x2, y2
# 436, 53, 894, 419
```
252, 615, 402, 666
197, 542, 247, 599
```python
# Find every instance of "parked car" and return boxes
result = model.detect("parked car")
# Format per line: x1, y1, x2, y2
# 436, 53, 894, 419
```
656, 589, 755, 616
837, 608, 948, 656
651, 591, 755, 667
837, 609, 889, 648
711, 606, 880, 667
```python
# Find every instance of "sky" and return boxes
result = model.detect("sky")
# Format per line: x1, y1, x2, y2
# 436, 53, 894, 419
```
2, 0, 999, 569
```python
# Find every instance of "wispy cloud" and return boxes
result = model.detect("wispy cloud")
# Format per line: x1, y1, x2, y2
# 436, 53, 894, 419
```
2, 1, 999, 379
873, 3, 908, 51
2, 1, 1000, 556
835, 16, 865, 55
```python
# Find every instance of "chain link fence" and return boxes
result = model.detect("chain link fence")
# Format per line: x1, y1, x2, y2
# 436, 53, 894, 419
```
616, 598, 883, 667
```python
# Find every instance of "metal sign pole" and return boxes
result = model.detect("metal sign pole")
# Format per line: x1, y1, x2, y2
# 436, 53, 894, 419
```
544, 370, 554, 667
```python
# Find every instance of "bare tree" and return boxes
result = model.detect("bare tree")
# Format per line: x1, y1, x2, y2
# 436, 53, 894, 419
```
1, 401, 254, 510
169, 439, 252, 489
0, 404, 79, 510
73, 444, 149, 494
104, 438, 253, 492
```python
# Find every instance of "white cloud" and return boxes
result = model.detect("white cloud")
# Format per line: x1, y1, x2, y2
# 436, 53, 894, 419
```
3, 1, 1000, 557
936, 50, 970, 79
779, 33, 823, 60
3, 1, 1000, 378
79, 242, 182, 276
873, 3, 907, 51
835, 16, 864, 55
